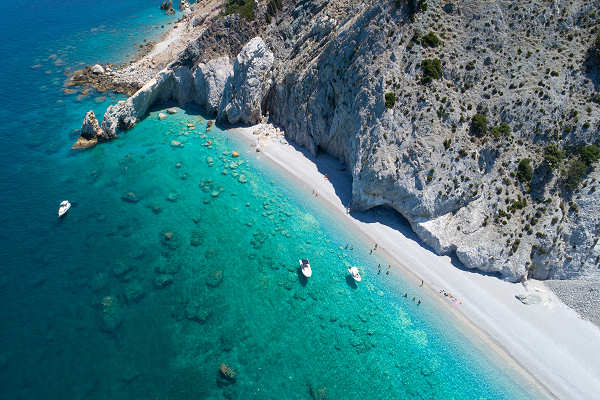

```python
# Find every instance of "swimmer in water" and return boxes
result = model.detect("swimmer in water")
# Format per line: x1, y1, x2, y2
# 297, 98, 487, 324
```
417, 300, 421, 305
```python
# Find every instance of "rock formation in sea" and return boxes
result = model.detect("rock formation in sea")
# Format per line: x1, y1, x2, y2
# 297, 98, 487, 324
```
72, 110, 101, 149
160, 0, 175, 15
77, 0, 600, 284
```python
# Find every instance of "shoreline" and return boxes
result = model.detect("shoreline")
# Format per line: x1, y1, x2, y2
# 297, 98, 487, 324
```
229, 124, 600, 400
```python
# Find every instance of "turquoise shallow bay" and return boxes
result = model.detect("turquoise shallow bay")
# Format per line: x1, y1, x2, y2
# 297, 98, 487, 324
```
0, 1, 542, 399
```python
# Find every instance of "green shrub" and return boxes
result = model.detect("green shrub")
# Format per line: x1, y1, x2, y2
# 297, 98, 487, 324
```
490, 122, 511, 138
565, 159, 587, 189
422, 31, 440, 47
265, 0, 282, 21
223, 0, 255, 21
517, 159, 533, 182
577, 144, 600, 166
470, 113, 488, 137
385, 92, 396, 108
401, 0, 427, 16
420, 58, 442, 84
443, 138, 451, 150
543, 144, 565, 170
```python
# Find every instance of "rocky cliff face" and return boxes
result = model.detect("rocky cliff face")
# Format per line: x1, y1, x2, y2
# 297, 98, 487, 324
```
263, 0, 600, 282
81, 0, 600, 282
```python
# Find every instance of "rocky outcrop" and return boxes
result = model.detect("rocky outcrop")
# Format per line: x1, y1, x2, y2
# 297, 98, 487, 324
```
218, 37, 274, 125
193, 57, 233, 113
262, 0, 600, 282
160, 0, 175, 15
97, 38, 270, 136
101, 69, 177, 138
72, 111, 101, 149
179, 0, 191, 14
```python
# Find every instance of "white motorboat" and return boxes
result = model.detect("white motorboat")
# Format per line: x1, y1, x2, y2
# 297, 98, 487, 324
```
348, 266, 362, 282
298, 259, 312, 278
58, 200, 71, 218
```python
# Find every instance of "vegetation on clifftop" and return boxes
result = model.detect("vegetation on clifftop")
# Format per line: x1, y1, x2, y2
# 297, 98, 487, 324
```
420, 58, 441, 84
223, 0, 255, 21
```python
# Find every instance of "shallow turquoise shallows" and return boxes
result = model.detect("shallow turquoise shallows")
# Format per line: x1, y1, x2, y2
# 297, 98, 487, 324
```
0, 1, 542, 399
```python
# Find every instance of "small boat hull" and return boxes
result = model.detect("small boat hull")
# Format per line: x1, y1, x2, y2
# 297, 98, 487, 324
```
58, 201, 71, 218
299, 259, 312, 278
348, 267, 362, 282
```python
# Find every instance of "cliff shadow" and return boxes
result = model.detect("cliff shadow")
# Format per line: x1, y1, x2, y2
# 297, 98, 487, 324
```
287, 141, 503, 280
583, 47, 599, 92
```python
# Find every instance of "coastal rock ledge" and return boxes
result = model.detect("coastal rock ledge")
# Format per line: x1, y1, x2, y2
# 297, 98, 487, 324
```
90, 37, 272, 139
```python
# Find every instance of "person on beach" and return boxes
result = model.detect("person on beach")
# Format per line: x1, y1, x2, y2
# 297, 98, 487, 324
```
419, 280, 423, 287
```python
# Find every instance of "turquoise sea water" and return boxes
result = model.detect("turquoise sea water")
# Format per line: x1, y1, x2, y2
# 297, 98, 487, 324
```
0, 1, 543, 399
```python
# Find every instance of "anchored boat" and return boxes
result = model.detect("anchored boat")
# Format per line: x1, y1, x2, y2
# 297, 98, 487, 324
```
58, 200, 71, 218
299, 258, 312, 278
348, 266, 362, 282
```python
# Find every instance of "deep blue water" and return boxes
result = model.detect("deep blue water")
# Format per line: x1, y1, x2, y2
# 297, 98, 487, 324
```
0, 1, 544, 399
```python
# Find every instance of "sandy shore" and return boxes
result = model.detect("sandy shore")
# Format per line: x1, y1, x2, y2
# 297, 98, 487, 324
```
231, 124, 600, 400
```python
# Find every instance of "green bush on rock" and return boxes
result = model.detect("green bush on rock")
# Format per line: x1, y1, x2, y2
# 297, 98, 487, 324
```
577, 144, 600, 166
543, 144, 565, 170
223, 0, 255, 21
385, 92, 396, 108
470, 113, 488, 137
517, 159, 533, 183
565, 159, 587, 189
420, 58, 442, 84
490, 122, 511, 139
422, 31, 440, 47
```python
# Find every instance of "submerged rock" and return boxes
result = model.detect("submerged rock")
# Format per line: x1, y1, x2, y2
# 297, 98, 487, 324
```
124, 281, 146, 304
154, 274, 174, 289
308, 383, 327, 400
190, 230, 204, 246
121, 192, 139, 203
217, 363, 237, 387
112, 263, 134, 279
206, 269, 224, 288
99, 296, 123, 333
184, 300, 212, 323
